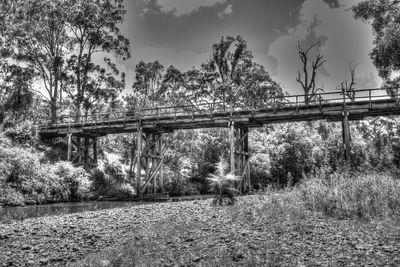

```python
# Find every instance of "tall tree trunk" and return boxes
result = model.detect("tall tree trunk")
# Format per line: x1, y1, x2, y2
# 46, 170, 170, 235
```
50, 97, 57, 122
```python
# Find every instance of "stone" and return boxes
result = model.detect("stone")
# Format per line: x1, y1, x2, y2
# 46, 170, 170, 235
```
21, 244, 31, 250
99, 260, 111, 267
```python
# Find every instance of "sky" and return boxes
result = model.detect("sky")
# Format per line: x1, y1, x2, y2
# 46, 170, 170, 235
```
114, 0, 380, 95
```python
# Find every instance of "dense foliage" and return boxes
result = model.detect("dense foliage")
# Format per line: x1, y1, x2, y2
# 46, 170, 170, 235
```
353, 0, 400, 88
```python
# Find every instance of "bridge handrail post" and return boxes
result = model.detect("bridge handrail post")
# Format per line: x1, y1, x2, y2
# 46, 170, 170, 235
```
342, 89, 347, 108
230, 100, 233, 118
68, 113, 71, 133
396, 87, 399, 108
369, 89, 372, 109
174, 106, 177, 120
319, 94, 322, 110
94, 111, 97, 127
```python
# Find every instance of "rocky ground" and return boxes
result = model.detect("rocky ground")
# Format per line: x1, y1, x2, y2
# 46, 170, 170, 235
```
1, 195, 400, 266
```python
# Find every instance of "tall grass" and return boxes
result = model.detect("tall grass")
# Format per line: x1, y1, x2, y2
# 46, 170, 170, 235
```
299, 172, 400, 220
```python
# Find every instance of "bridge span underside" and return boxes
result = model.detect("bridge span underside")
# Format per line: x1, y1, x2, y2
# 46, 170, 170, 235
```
39, 89, 400, 194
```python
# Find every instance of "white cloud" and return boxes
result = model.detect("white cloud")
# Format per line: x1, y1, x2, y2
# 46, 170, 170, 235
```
218, 4, 233, 18
157, 0, 226, 16
268, 0, 381, 95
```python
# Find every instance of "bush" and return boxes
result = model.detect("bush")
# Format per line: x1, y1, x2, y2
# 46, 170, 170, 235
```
39, 167, 70, 203
90, 155, 134, 197
2, 120, 39, 147
52, 162, 92, 201
0, 143, 93, 205
0, 146, 41, 186
299, 171, 400, 220
163, 170, 201, 196
250, 153, 272, 189
0, 186, 25, 206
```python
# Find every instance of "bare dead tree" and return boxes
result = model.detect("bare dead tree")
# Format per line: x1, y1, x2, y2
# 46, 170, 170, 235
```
296, 42, 326, 105
340, 63, 357, 101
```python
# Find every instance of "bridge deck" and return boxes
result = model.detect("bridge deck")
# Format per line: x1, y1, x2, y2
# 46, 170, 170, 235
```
39, 88, 400, 137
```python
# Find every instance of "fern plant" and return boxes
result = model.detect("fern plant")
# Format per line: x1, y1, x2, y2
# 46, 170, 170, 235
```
207, 158, 241, 206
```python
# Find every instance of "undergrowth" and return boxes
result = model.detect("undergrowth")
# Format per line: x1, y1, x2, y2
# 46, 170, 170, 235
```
299, 171, 400, 220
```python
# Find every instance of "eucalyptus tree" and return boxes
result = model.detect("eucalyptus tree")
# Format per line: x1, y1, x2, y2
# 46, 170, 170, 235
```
159, 65, 186, 105
132, 61, 164, 107
64, 0, 130, 119
353, 1, 400, 81
0, 0, 16, 57
1, 0, 70, 121
1, 65, 35, 117
200, 35, 252, 105
197, 35, 283, 108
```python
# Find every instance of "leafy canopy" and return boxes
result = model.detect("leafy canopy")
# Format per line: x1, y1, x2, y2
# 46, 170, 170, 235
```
353, 1, 400, 79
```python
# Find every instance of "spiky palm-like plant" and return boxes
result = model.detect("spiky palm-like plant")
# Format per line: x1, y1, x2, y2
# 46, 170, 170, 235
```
207, 158, 241, 206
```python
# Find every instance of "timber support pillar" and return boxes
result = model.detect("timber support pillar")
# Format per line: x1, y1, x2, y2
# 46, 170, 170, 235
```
66, 134, 98, 166
342, 111, 351, 162
229, 121, 251, 193
135, 128, 164, 195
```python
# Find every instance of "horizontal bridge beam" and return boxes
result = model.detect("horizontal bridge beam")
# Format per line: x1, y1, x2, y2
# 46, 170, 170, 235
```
39, 98, 400, 137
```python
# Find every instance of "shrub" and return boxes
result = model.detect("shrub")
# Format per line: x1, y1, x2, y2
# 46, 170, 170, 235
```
3, 120, 39, 147
250, 153, 272, 189
91, 169, 108, 192
207, 158, 240, 206
52, 162, 92, 201
0, 186, 25, 206
0, 146, 41, 186
299, 171, 400, 220
90, 156, 134, 198
102, 153, 127, 184
163, 169, 201, 196
38, 167, 70, 203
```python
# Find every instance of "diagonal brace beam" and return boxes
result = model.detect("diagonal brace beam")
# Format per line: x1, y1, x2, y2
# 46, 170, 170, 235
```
140, 161, 162, 194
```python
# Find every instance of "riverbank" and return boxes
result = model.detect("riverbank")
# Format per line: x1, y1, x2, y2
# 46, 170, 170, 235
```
1, 194, 400, 266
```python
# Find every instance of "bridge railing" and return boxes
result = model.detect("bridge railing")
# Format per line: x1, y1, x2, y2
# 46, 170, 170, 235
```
42, 87, 399, 129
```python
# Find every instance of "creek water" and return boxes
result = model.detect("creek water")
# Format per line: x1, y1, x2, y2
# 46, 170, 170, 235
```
0, 201, 146, 223
0, 195, 213, 224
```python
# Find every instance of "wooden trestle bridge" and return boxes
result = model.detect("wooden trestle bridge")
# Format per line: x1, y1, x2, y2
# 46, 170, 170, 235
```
39, 88, 400, 194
